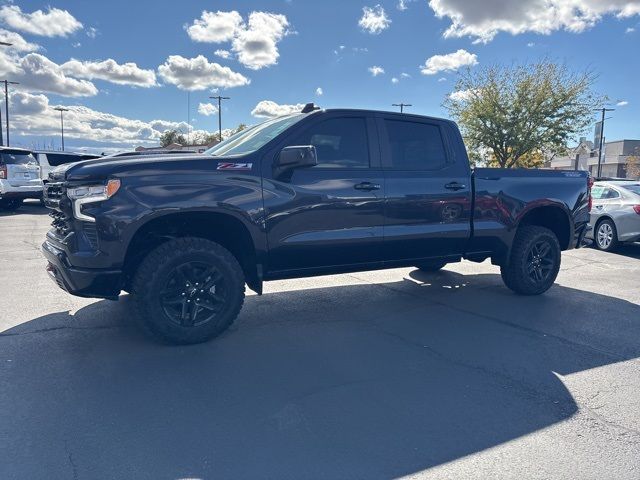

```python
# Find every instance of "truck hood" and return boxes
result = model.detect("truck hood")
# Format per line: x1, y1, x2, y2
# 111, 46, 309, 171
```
49, 154, 216, 182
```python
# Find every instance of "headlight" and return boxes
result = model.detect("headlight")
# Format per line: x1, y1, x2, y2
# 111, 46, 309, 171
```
68, 179, 120, 222
67, 179, 121, 200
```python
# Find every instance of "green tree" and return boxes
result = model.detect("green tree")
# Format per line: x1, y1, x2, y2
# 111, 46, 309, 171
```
159, 129, 187, 147
444, 61, 603, 168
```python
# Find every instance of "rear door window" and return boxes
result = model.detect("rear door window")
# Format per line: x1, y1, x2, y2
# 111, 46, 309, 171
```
383, 120, 448, 170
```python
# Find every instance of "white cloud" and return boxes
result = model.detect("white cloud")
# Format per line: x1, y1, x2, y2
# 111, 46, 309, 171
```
2, 91, 201, 147
626, 27, 636, 33
186, 11, 243, 42
251, 100, 304, 118
61, 59, 157, 87
0, 28, 40, 52
0, 52, 97, 97
368, 65, 385, 76
428, 0, 640, 43
86, 27, 99, 39
359, 5, 391, 34
157, 55, 250, 91
401, 72, 411, 78
198, 102, 218, 116
231, 12, 290, 70
0, 5, 82, 37
391, 77, 399, 84
438, 77, 447, 82
214, 49, 232, 59
616, 100, 628, 106
420, 49, 478, 75
186, 10, 291, 70
315, 87, 323, 96
449, 89, 477, 101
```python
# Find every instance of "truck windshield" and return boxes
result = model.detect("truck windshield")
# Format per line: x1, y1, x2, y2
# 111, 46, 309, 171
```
205, 114, 305, 157
0, 151, 37, 165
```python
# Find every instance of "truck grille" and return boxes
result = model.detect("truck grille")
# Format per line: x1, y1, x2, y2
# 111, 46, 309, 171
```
44, 181, 65, 206
49, 210, 73, 237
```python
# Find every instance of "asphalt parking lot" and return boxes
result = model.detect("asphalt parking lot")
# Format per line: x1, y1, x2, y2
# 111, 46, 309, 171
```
1, 201, 639, 480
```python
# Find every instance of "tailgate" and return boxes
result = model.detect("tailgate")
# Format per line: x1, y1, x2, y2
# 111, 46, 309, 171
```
7, 163, 41, 187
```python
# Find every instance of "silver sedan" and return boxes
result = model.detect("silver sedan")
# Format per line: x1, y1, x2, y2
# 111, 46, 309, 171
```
587, 180, 640, 251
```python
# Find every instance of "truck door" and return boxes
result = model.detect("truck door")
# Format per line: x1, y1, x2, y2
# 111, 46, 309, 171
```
262, 113, 385, 273
377, 115, 472, 263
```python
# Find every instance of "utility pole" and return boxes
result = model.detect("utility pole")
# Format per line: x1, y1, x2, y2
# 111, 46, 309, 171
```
595, 107, 615, 178
53, 107, 69, 151
392, 103, 412, 113
0, 41, 12, 146
2, 80, 19, 146
209, 95, 230, 142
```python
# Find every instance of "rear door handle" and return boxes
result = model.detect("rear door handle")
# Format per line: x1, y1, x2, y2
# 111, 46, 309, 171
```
354, 182, 381, 191
444, 182, 467, 191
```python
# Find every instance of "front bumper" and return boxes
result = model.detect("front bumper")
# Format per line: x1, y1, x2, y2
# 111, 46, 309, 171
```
42, 240, 122, 299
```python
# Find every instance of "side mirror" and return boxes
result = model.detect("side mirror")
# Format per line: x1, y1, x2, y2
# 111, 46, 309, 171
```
277, 145, 317, 169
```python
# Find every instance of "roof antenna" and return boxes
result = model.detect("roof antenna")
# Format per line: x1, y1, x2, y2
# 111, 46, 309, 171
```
301, 103, 320, 113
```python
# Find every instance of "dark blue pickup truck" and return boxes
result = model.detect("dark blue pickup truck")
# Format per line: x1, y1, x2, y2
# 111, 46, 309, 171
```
42, 107, 592, 344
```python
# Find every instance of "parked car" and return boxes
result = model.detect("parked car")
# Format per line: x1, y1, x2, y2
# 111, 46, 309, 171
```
587, 180, 640, 251
35, 151, 102, 183
42, 107, 591, 344
0, 147, 41, 210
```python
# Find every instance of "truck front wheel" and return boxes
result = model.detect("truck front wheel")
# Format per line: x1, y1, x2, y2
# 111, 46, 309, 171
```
132, 237, 245, 344
500, 226, 561, 295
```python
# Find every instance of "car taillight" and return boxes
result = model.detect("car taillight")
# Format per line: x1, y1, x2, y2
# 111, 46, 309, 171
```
0, 164, 6, 179
633, 205, 640, 215
587, 176, 594, 212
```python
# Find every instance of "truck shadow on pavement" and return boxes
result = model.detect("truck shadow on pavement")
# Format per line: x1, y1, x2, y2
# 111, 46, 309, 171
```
2, 270, 639, 479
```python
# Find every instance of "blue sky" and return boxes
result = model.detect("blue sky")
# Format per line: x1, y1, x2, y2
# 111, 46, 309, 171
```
1, 0, 639, 152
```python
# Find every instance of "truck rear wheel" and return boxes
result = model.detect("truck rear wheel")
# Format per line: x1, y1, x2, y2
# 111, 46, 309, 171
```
500, 226, 560, 295
132, 237, 245, 344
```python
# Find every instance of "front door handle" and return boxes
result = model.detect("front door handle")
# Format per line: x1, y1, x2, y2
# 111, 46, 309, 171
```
444, 182, 467, 191
354, 182, 381, 191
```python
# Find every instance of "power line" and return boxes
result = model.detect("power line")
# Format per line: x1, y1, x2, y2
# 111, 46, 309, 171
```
392, 103, 412, 113
209, 95, 230, 142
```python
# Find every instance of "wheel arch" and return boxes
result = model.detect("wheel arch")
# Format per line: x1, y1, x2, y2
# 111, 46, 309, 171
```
517, 204, 573, 251
123, 209, 263, 294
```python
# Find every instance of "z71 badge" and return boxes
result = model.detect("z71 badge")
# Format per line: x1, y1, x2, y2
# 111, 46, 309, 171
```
217, 162, 253, 170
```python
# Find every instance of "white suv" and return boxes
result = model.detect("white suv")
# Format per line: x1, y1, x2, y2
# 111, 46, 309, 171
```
0, 147, 41, 211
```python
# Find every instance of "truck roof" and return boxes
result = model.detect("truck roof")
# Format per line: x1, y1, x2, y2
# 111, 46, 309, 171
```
311, 108, 454, 125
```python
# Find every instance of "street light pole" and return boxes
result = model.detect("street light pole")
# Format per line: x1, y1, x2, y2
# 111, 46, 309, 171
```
209, 95, 230, 142
595, 107, 615, 178
392, 103, 412, 113
53, 107, 69, 151
2, 80, 19, 146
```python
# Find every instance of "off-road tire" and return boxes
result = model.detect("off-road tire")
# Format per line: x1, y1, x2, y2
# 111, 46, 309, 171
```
132, 237, 245, 344
500, 225, 561, 295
